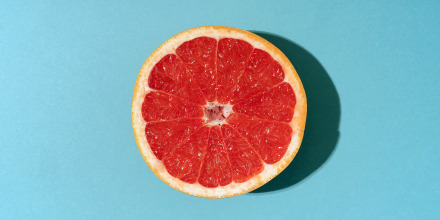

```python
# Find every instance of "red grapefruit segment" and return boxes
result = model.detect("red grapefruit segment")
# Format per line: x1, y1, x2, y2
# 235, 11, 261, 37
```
145, 119, 204, 160
176, 37, 218, 102
230, 48, 285, 104
198, 126, 232, 188
148, 54, 206, 105
141, 91, 204, 122
233, 82, 296, 123
216, 38, 253, 104
221, 124, 264, 182
163, 126, 210, 184
227, 114, 293, 164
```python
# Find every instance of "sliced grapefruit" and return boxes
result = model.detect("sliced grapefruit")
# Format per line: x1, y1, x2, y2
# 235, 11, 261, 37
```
132, 26, 307, 198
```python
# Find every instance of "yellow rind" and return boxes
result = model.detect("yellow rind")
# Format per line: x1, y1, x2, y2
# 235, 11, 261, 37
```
132, 26, 307, 199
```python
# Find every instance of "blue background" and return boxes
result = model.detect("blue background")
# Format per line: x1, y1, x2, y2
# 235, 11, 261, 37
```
1, 1, 439, 219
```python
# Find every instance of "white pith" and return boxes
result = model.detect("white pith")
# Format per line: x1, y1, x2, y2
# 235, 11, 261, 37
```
132, 26, 307, 198
203, 102, 233, 126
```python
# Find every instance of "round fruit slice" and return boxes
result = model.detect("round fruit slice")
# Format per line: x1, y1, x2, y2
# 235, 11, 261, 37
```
132, 26, 307, 198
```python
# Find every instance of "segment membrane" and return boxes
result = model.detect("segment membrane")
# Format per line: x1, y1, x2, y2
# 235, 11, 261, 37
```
176, 37, 218, 102
163, 126, 210, 183
233, 82, 296, 122
216, 38, 253, 104
227, 114, 293, 164
221, 124, 264, 182
142, 91, 204, 122
230, 49, 285, 104
145, 119, 204, 160
148, 54, 206, 105
198, 126, 232, 187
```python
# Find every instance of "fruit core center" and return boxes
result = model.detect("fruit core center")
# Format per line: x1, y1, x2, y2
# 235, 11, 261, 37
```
203, 102, 233, 125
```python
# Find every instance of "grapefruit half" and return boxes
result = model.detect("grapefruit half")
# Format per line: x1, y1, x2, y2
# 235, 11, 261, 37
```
132, 26, 307, 198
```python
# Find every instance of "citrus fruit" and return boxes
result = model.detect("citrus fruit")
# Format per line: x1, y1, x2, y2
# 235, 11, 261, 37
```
132, 26, 307, 198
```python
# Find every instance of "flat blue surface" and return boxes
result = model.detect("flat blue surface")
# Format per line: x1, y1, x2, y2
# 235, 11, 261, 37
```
1, 1, 439, 219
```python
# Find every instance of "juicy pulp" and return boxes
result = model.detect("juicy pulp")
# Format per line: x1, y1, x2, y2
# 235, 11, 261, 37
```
142, 37, 296, 188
